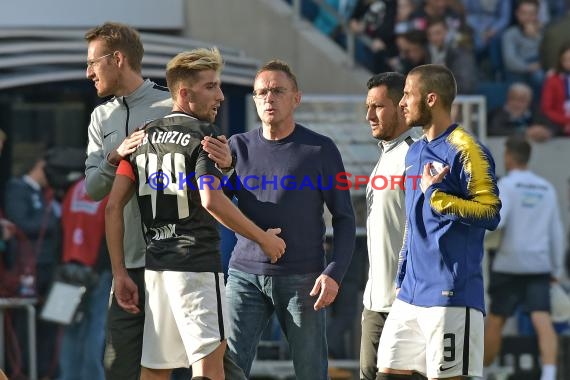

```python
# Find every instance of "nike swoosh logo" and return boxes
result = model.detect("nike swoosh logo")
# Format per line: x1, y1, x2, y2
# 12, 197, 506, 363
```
439, 364, 457, 372
103, 131, 116, 139
405, 165, 413, 171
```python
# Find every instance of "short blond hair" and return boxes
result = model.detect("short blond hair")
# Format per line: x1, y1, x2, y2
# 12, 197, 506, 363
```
166, 48, 223, 99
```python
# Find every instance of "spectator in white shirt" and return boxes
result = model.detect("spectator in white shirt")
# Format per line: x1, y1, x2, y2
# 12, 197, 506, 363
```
484, 135, 564, 380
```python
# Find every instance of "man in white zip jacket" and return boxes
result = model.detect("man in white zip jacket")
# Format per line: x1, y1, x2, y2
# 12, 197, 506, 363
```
83, 22, 172, 380
360, 72, 422, 380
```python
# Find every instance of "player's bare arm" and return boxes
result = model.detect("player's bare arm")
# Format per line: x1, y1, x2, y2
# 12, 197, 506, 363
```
105, 173, 140, 314
199, 175, 286, 263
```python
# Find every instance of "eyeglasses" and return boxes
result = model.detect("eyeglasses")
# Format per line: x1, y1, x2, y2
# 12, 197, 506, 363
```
252, 87, 288, 99
86, 52, 116, 69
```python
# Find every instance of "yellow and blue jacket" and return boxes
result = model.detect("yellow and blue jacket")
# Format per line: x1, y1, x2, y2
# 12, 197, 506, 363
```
397, 124, 501, 314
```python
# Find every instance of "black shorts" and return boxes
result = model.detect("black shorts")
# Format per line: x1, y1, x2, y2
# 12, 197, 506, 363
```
488, 272, 551, 316
104, 267, 145, 380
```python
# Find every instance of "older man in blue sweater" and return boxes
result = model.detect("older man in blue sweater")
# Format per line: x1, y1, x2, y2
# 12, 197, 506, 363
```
204, 59, 355, 379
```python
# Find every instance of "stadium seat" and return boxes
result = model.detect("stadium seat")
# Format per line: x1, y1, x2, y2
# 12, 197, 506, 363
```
477, 81, 510, 113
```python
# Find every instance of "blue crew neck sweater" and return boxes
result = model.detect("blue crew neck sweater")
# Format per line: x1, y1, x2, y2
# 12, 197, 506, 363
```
227, 125, 356, 283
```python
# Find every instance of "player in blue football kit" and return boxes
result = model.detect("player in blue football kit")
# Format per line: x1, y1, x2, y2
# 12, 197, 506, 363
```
377, 64, 501, 380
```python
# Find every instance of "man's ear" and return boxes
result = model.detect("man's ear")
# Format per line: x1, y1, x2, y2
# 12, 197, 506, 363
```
113, 50, 124, 68
426, 92, 437, 108
179, 87, 188, 102
294, 90, 302, 107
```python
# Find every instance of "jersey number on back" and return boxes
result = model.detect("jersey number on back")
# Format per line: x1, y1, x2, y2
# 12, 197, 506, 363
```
135, 152, 189, 219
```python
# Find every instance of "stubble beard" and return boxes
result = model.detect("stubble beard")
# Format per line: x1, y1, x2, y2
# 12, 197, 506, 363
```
374, 112, 400, 141
408, 99, 432, 129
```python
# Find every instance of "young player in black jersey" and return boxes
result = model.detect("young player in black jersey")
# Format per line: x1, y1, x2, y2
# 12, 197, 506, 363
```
105, 48, 285, 380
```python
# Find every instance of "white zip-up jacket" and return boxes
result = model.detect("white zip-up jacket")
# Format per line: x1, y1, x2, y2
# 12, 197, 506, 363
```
363, 127, 421, 312
85, 79, 172, 268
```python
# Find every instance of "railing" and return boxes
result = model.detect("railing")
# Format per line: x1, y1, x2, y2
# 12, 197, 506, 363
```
453, 95, 488, 144
0, 298, 37, 380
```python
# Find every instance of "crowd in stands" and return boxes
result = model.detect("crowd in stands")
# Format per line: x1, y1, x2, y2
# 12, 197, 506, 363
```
288, 0, 570, 141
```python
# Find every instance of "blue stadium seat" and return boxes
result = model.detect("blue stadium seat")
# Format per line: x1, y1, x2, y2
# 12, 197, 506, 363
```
477, 81, 510, 113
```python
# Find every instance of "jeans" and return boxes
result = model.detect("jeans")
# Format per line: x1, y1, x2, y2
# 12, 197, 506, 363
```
225, 268, 328, 379
59, 270, 112, 380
